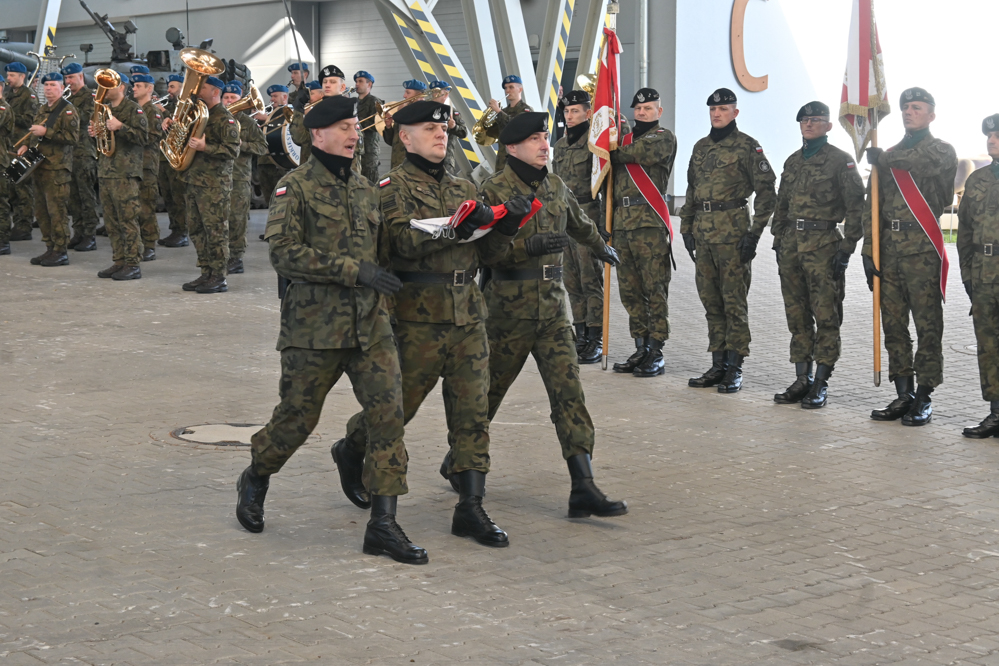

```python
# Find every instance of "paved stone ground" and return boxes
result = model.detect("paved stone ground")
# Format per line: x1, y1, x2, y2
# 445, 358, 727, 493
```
2, 212, 999, 666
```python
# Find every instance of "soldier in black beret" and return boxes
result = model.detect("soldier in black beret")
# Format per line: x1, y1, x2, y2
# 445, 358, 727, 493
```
318, 64, 348, 96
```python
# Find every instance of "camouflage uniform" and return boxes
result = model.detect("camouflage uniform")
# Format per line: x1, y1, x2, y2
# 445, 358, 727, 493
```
98, 98, 148, 266
610, 124, 678, 342
289, 109, 311, 161
484, 99, 532, 171
138, 101, 166, 248
251, 154, 407, 495
357, 93, 383, 182
445, 110, 468, 176
678, 126, 777, 356
67, 86, 99, 237
5, 84, 39, 236
257, 107, 290, 202
178, 102, 239, 276
772, 139, 865, 364
0, 100, 15, 245
862, 129, 957, 387
158, 97, 187, 236
381, 124, 407, 171
229, 111, 267, 260
30, 99, 80, 253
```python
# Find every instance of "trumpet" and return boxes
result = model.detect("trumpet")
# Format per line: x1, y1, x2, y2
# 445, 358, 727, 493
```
472, 108, 500, 146
92, 68, 122, 157
357, 87, 446, 133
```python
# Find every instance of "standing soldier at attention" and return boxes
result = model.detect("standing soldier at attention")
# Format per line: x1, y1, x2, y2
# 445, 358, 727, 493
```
354, 70, 382, 182
254, 84, 291, 203
22, 72, 79, 268
62, 63, 100, 253
770, 101, 865, 409
958, 114, 999, 438
863, 88, 957, 426
289, 80, 322, 160
484, 74, 532, 170
608, 87, 677, 377
166, 76, 239, 294
679, 88, 777, 393
132, 72, 165, 260
159, 74, 189, 248
90, 73, 148, 281
0, 77, 15, 256
287, 62, 310, 111
4, 62, 38, 242
223, 80, 267, 275
427, 81, 467, 176
382, 79, 427, 171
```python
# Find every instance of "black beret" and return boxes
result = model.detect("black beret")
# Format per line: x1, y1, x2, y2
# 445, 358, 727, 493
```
319, 64, 345, 82
707, 88, 737, 106
796, 101, 830, 122
499, 111, 549, 145
561, 89, 590, 107
302, 95, 358, 129
393, 100, 450, 125
631, 88, 660, 108
900, 87, 934, 108
983, 114, 999, 135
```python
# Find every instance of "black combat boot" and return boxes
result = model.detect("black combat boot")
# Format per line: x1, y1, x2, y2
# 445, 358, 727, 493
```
613, 336, 648, 373
196, 274, 228, 294
68, 232, 82, 249
451, 470, 508, 547
688, 351, 728, 388
182, 273, 210, 291
578, 326, 602, 365
574, 322, 587, 354
331, 438, 370, 509
97, 263, 124, 278
9, 229, 32, 241
566, 454, 628, 518
963, 401, 999, 438
774, 362, 813, 404
363, 495, 429, 565
717, 351, 744, 393
870, 376, 915, 421
160, 231, 189, 247
633, 338, 665, 377
235, 465, 269, 533
111, 264, 141, 280
228, 257, 244, 274
0, 242, 9, 255
801, 364, 833, 409
74, 235, 96, 252
141, 247, 156, 262
95, 225, 107, 236
438, 451, 461, 493
40, 250, 68, 267
30, 249, 53, 265
901, 385, 933, 426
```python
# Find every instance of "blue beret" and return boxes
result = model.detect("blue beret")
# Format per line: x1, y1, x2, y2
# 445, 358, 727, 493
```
129, 65, 149, 75
168, 74, 184, 83
4, 62, 27, 74
354, 70, 374, 84
119, 73, 130, 85
202, 76, 223, 90
502, 75, 522, 86
224, 81, 243, 95
429, 80, 451, 90
40, 72, 64, 84
306, 80, 321, 91
267, 84, 289, 95
0, 74, 5, 83
131, 74, 154, 84
287, 62, 308, 72
61, 62, 83, 75
403, 79, 427, 91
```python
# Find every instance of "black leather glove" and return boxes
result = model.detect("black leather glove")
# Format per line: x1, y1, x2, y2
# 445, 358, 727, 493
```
455, 201, 494, 240
965, 280, 973, 301
495, 194, 535, 236
357, 261, 403, 295
593, 243, 621, 266
524, 232, 570, 257
682, 232, 696, 262
832, 249, 851, 280
597, 225, 611, 242
862, 254, 881, 292
736, 232, 760, 264
866, 146, 884, 167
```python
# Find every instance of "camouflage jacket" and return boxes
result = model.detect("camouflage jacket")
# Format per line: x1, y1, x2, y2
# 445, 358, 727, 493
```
479, 164, 607, 321
30, 100, 80, 172
97, 98, 148, 179
610, 124, 677, 232
678, 128, 778, 243
862, 131, 958, 258
290, 110, 311, 159
382, 124, 407, 171
179, 101, 239, 188
772, 141, 865, 253
445, 109, 468, 175
0, 101, 13, 155
487, 99, 532, 170
67, 86, 97, 159
140, 101, 165, 173
264, 154, 393, 351
234, 110, 268, 183
958, 163, 999, 284
358, 94, 383, 154
4, 85, 39, 132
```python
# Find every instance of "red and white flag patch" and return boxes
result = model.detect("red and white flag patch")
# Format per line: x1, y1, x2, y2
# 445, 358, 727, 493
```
847, 161, 856, 169
379, 177, 391, 188
137, 108, 143, 114
228, 118, 235, 124
275, 186, 287, 197
755, 146, 763, 153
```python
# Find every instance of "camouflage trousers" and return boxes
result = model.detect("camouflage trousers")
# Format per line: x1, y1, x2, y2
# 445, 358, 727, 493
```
10, 177, 34, 235
159, 161, 187, 235
695, 241, 752, 356
971, 281, 999, 400
777, 237, 845, 365
251, 341, 408, 496
100, 176, 142, 266
33, 169, 71, 252
257, 163, 288, 204
486, 316, 594, 460
879, 249, 944, 387
360, 131, 380, 183
185, 185, 231, 276
0, 178, 11, 244
615, 226, 672, 341
343, 320, 491, 476
228, 178, 252, 260
68, 155, 99, 236
565, 237, 605, 328
138, 168, 161, 246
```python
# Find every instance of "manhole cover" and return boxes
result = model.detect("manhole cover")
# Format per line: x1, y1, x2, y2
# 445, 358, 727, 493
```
170, 423, 261, 447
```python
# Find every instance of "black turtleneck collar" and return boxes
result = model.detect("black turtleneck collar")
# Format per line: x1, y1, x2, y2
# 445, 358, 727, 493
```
507, 156, 548, 191
566, 121, 589, 146
311, 146, 353, 183
632, 120, 659, 139
405, 151, 446, 182
709, 119, 738, 143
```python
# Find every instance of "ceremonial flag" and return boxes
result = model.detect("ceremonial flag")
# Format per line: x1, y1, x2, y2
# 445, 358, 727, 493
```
588, 27, 622, 199
838, 0, 890, 159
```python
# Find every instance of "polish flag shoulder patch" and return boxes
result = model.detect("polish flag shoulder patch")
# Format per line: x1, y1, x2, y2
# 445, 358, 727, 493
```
137, 108, 143, 114
228, 118, 235, 124
275, 186, 288, 197
847, 161, 856, 169
755, 146, 763, 153
378, 177, 391, 188
65, 109, 73, 115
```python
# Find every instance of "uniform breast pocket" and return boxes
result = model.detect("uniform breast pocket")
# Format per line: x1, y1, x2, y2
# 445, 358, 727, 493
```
542, 198, 566, 231
308, 193, 344, 250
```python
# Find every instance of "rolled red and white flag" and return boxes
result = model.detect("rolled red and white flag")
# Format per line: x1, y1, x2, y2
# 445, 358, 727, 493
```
588, 27, 623, 200
838, 0, 890, 160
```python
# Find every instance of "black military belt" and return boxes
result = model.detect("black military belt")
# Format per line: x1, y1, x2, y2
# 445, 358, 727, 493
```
889, 219, 920, 231
395, 269, 477, 286
699, 199, 747, 213
794, 219, 839, 231
972, 244, 999, 257
492, 265, 563, 281
618, 195, 649, 208
577, 194, 597, 204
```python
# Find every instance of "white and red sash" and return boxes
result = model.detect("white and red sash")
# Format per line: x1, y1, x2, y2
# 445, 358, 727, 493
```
890, 167, 949, 301
621, 131, 673, 243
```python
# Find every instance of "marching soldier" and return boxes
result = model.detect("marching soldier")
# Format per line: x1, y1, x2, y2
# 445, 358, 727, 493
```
90, 73, 148, 281
166, 75, 239, 293
222, 80, 267, 275
0, 77, 14, 255
608, 88, 677, 377
287, 62, 311, 111
22, 72, 79, 267
958, 114, 999, 438
132, 71, 165, 260
354, 70, 382, 182
4, 62, 38, 242
158, 74, 189, 247
289, 80, 321, 160
235, 97, 423, 565
484, 74, 533, 170
61, 63, 100, 253
771, 101, 865, 408
475, 112, 627, 519
679, 88, 777, 393
255, 84, 291, 202
382, 80, 427, 171
427, 80, 468, 176
863, 87, 957, 426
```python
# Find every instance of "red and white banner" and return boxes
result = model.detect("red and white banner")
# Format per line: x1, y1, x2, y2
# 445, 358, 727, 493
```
890, 168, 949, 300
838, 0, 890, 159
588, 28, 622, 200
410, 198, 543, 243
621, 131, 673, 243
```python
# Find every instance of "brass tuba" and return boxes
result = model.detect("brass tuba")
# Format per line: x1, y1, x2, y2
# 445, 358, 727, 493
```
160, 47, 226, 171
92, 68, 122, 157
225, 83, 265, 133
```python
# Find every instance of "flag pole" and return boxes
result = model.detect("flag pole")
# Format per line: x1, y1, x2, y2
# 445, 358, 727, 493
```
871, 116, 881, 387
600, 3, 619, 371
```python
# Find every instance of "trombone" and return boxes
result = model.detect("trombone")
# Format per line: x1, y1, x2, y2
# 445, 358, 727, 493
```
302, 86, 357, 114
357, 87, 446, 133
